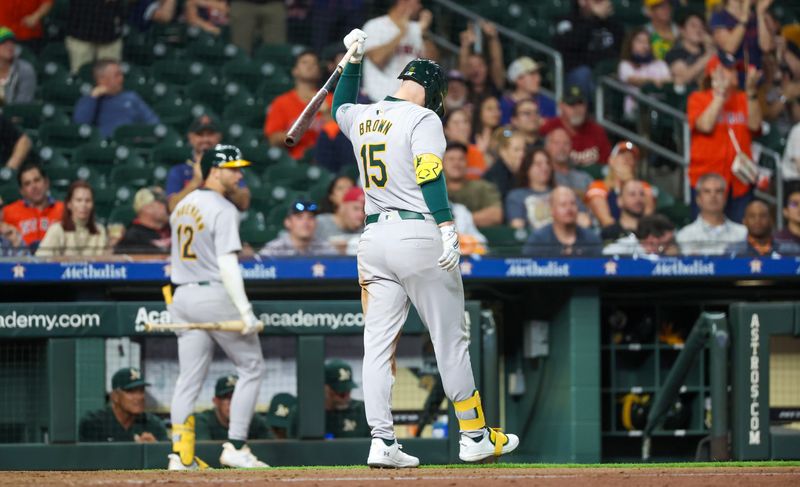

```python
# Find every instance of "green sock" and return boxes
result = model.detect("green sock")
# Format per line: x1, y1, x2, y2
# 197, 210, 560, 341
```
229, 439, 246, 449
380, 438, 395, 447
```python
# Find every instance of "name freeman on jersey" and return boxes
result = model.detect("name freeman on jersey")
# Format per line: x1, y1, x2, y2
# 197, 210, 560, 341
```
174, 203, 205, 231
359, 118, 393, 136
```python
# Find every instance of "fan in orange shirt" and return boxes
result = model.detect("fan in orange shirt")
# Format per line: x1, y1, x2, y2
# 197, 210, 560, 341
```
687, 53, 761, 222
2, 161, 64, 248
0, 0, 52, 42
264, 50, 332, 160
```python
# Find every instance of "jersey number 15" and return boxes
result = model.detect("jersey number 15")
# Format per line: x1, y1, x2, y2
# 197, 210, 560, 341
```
359, 143, 388, 189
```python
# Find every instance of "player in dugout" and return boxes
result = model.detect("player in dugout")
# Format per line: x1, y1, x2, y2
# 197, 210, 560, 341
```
195, 375, 270, 441
78, 367, 168, 443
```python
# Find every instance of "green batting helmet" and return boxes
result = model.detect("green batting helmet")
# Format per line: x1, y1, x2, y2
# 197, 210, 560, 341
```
200, 144, 250, 179
398, 58, 448, 117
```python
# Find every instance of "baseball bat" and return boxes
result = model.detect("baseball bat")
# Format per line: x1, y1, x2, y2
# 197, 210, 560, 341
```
285, 42, 360, 147
143, 320, 263, 333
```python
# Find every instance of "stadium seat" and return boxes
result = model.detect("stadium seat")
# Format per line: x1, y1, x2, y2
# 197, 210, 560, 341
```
40, 78, 86, 112
46, 164, 78, 190
109, 164, 154, 187
1, 103, 70, 133
107, 205, 136, 226
266, 203, 291, 227
307, 179, 330, 205
242, 167, 264, 191
72, 142, 134, 171
257, 76, 294, 105
239, 211, 269, 246
305, 165, 332, 186
186, 40, 245, 66
37, 146, 70, 167
151, 144, 192, 167
223, 124, 262, 151
263, 161, 309, 189
480, 225, 528, 256
39, 122, 101, 152
39, 42, 70, 70
112, 124, 181, 151
0, 182, 18, 205
241, 144, 274, 167
134, 81, 180, 106
124, 32, 175, 67
222, 59, 281, 94
223, 99, 267, 130
253, 43, 304, 68
151, 98, 193, 131
151, 163, 171, 185
152, 59, 217, 89
186, 80, 253, 117
37, 60, 69, 84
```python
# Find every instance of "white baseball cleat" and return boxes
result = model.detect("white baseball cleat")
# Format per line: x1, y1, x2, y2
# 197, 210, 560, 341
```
219, 442, 269, 468
367, 438, 420, 468
167, 453, 202, 471
459, 427, 520, 462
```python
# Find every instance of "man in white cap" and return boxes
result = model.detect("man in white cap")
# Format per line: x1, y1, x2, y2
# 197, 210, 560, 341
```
500, 56, 556, 124
114, 187, 170, 255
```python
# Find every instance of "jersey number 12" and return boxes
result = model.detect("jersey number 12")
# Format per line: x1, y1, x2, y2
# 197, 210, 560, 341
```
177, 224, 198, 261
359, 143, 387, 189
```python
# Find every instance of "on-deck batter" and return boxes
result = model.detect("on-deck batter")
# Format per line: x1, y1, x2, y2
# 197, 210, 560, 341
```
167, 144, 267, 470
332, 29, 519, 467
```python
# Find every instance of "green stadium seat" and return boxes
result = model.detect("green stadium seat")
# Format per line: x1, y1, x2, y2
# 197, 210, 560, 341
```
253, 43, 304, 67
257, 76, 294, 105
72, 142, 133, 171
662, 201, 691, 228
151, 98, 195, 132
46, 164, 78, 190
223, 99, 267, 130
0, 167, 16, 186
92, 183, 119, 207
187, 40, 245, 66
307, 179, 330, 204
267, 185, 299, 209
151, 163, 171, 185
240, 211, 269, 246
578, 163, 605, 180
39, 42, 70, 70
242, 168, 264, 191
186, 80, 253, 117
112, 124, 181, 151
263, 161, 309, 189
222, 59, 282, 94
266, 203, 290, 227
305, 165, 332, 186
152, 59, 217, 89
612, 0, 648, 26
107, 205, 136, 226
124, 32, 175, 67
39, 122, 101, 152
265, 146, 294, 166
1, 103, 70, 133
480, 225, 528, 256
37, 146, 70, 167
0, 182, 18, 205
134, 80, 180, 106
38, 60, 69, 84
241, 144, 274, 167
73, 164, 107, 187
223, 124, 262, 151
109, 165, 153, 187
151, 144, 192, 167
40, 78, 86, 112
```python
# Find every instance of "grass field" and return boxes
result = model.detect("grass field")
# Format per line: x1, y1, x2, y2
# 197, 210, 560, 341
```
1, 462, 798, 487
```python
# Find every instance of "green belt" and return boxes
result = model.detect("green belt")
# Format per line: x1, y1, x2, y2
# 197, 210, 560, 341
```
365, 211, 425, 225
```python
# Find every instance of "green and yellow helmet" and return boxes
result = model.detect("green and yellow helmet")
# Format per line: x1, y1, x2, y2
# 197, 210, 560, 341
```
398, 58, 448, 118
200, 144, 250, 179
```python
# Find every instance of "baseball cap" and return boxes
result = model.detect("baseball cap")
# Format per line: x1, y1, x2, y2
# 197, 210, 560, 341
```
342, 186, 364, 203
188, 114, 221, 134
0, 27, 15, 44
644, 0, 668, 7
111, 367, 150, 391
325, 359, 357, 393
611, 140, 641, 161
265, 392, 297, 429
705, 52, 741, 76
132, 186, 166, 213
507, 56, 541, 83
215, 375, 238, 398
562, 84, 586, 105
287, 199, 318, 216
783, 24, 800, 59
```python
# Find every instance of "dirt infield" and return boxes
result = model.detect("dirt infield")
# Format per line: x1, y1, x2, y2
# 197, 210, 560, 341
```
1, 466, 799, 487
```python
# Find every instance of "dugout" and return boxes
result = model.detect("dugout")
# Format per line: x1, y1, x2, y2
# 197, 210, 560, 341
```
1, 258, 800, 468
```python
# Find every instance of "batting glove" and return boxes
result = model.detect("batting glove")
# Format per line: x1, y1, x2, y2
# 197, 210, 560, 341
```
343, 28, 368, 62
438, 224, 461, 272
241, 310, 264, 336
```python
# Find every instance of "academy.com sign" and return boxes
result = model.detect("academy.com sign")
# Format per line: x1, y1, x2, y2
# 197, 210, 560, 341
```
260, 310, 364, 330
0, 311, 101, 331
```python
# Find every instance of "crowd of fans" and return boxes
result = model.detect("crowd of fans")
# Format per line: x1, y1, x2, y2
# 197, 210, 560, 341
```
1, 0, 800, 260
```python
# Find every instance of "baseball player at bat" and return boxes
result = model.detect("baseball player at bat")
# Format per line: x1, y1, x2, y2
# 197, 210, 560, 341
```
167, 144, 268, 470
332, 29, 519, 467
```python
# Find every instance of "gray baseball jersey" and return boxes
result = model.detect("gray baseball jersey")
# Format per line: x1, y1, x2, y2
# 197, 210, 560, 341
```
170, 189, 242, 285
337, 99, 446, 214
336, 97, 478, 441
168, 188, 264, 444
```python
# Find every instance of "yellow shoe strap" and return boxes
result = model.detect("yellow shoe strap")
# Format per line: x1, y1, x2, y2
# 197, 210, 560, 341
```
195, 456, 210, 470
489, 428, 507, 457
453, 390, 487, 431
